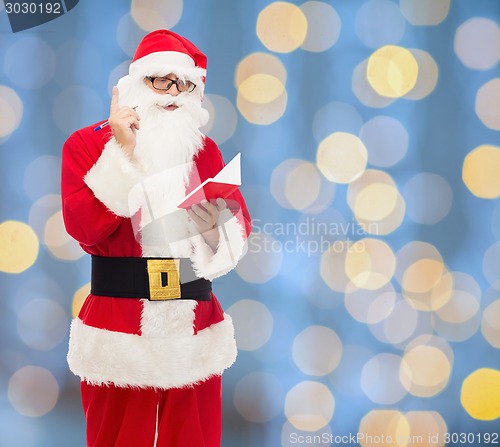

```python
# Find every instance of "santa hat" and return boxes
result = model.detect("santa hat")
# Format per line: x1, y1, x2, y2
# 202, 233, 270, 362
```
127, 30, 207, 85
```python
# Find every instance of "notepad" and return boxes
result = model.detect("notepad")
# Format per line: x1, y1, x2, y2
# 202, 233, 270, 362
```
178, 153, 241, 209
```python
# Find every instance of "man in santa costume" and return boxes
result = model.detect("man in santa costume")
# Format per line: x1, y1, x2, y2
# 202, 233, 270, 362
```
61, 29, 251, 447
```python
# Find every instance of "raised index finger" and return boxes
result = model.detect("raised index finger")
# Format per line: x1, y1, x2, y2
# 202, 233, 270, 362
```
110, 86, 119, 114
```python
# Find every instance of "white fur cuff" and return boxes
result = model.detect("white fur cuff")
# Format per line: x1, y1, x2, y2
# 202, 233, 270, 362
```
191, 208, 247, 281
84, 139, 143, 217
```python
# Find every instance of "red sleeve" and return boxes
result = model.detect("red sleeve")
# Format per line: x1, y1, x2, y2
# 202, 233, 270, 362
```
61, 130, 123, 248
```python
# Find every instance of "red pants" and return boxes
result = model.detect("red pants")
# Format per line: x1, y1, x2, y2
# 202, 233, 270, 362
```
81, 376, 222, 447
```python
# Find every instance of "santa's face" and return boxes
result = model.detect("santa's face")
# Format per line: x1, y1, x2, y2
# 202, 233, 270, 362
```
144, 74, 183, 113
119, 73, 205, 126
116, 72, 208, 176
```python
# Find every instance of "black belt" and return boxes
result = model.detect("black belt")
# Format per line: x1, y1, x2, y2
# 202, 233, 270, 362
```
90, 256, 211, 301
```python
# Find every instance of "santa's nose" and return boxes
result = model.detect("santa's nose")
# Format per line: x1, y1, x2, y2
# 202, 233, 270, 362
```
164, 85, 181, 96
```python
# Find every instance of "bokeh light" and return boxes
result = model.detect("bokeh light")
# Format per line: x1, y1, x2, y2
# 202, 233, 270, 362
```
400, 344, 452, 397
44, 211, 85, 260
482, 300, 500, 349
352, 59, 396, 108
367, 45, 419, 98
454, 18, 500, 70
29, 194, 61, 241
400, 0, 450, 26
361, 353, 407, 404
72, 283, 90, 318
432, 272, 482, 342
369, 297, 419, 345
284, 381, 334, 431
395, 241, 444, 285
116, 13, 147, 58
270, 159, 335, 213
320, 241, 353, 293
345, 238, 396, 290
130, 0, 182, 31
345, 282, 396, 324
396, 242, 456, 313
227, 299, 273, 350
461, 368, 500, 421
403, 173, 452, 224
401, 258, 451, 311
405, 411, 447, 447
292, 326, 342, 376
475, 78, 500, 130
347, 169, 405, 235
300, 1, 340, 52
0, 85, 23, 139
235, 52, 287, 88
239, 74, 285, 105
8, 366, 59, 417
237, 84, 287, 125
317, 132, 368, 184
405, 49, 439, 100
406, 334, 454, 368
358, 410, 409, 447
355, 0, 406, 49
284, 161, 321, 211
353, 183, 399, 222
462, 144, 500, 199
0, 221, 39, 274
235, 52, 289, 125
256, 2, 308, 53
360, 116, 408, 167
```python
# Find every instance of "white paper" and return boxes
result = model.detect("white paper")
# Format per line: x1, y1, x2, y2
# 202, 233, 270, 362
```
212, 152, 241, 185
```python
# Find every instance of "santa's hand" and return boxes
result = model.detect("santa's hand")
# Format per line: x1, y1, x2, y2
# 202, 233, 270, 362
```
188, 198, 227, 251
108, 86, 140, 157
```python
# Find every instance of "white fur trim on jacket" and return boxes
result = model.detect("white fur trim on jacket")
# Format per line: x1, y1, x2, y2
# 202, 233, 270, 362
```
191, 208, 247, 281
67, 313, 237, 389
84, 139, 143, 218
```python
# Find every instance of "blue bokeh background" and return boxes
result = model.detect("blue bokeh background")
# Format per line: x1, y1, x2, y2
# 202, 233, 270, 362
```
0, 0, 499, 446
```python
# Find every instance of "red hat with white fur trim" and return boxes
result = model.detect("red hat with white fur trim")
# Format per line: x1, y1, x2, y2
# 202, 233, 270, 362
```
128, 30, 207, 84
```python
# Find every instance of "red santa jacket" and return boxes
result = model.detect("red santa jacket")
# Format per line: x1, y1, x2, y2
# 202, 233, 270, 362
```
61, 122, 251, 389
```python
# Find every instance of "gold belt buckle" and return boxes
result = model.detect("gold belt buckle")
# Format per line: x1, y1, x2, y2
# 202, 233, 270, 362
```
147, 259, 181, 301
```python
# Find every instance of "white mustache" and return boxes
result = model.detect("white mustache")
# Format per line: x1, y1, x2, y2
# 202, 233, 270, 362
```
156, 101, 178, 108
134, 90, 194, 110
156, 95, 195, 108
